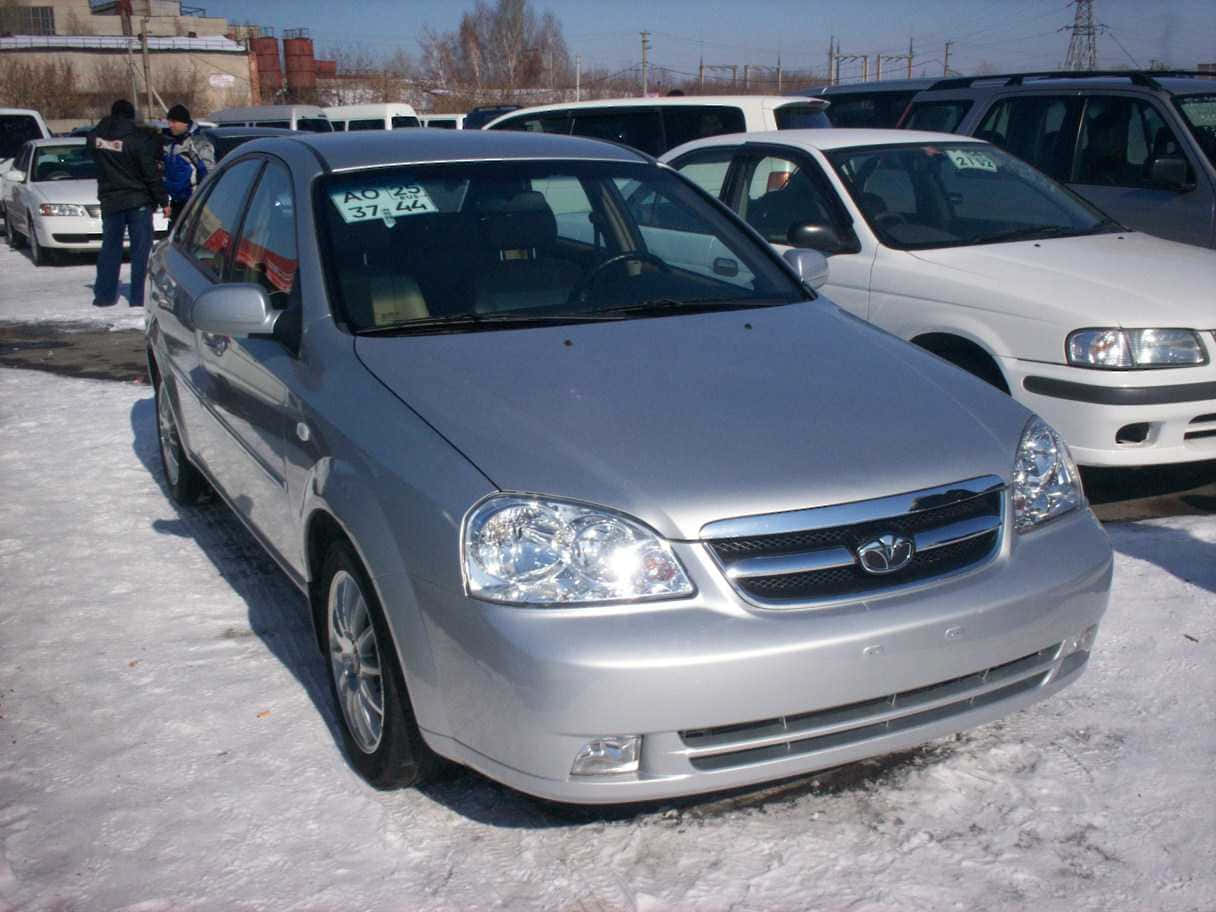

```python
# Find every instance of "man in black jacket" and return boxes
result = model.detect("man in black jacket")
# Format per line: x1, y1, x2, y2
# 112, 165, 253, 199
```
86, 99, 169, 308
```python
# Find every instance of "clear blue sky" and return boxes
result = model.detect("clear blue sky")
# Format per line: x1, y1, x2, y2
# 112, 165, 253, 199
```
199, 0, 1214, 81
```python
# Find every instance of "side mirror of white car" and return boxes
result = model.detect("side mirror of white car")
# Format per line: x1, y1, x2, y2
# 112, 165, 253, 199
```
782, 248, 829, 290
190, 284, 279, 338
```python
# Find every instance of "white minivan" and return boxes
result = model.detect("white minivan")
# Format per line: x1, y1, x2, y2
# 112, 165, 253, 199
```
483, 95, 829, 157
209, 105, 332, 132
1, 108, 51, 232
325, 103, 420, 131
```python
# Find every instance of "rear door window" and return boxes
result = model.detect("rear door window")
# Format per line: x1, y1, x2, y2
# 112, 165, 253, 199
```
182, 158, 263, 281
662, 106, 746, 149
295, 118, 332, 132
902, 100, 972, 133
391, 116, 420, 128
671, 147, 735, 198
493, 112, 572, 134
348, 119, 385, 131
254, 120, 291, 129
570, 109, 664, 156
1075, 95, 1192, 189
974, 95, 1081, 181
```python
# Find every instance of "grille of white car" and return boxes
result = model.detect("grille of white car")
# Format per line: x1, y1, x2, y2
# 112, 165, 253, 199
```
703, 476, 1004, 607
680, 643, 1069, 772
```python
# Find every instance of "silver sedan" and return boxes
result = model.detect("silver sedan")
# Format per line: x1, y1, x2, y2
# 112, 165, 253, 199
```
145, 129, 1111, 803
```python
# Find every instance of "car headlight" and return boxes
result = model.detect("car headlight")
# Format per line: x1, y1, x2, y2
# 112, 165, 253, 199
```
463, 495, 694, 605
1012, 417, 1084, 532
1067, 328, 1208, 368
38, 203, 89, 218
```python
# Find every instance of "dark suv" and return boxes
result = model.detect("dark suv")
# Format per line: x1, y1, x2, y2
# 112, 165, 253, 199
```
898, 71, 1216, 248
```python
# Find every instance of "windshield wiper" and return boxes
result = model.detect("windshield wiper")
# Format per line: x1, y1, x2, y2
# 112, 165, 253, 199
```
598, 297, 791, 317
358, 311, 627, 336
972, 225, 1084, 244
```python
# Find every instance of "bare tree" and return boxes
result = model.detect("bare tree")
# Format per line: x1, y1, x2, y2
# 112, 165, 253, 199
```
418, 0, 571, 102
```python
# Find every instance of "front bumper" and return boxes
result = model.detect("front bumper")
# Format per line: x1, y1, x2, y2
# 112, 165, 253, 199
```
413, 504, 1112, 804
37, 213, 170, 250
1002, 355, 1216, 467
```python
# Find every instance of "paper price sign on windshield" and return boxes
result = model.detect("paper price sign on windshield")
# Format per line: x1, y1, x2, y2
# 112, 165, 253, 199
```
330, 184, 438, 224
946, 149, 998, 172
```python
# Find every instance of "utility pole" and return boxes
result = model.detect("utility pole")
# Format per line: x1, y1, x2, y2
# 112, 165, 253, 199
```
827, 36, 835, 85
640, 31, 651, 96
776, 54, 782, 94
943, 40, 953, 76
699, 56, 705, 90
575, 54, 581, 101
908, 38, 914, 78
742, 64, 749, 90
140, 18, 153, 120
1063, 0, 1098, 71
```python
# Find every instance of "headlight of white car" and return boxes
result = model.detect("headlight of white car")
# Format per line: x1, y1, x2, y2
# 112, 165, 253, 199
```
38, 203, 89, 218
463, 495, 694, 605
1067, 328, 1208, 368
1012, 417, 1084, 532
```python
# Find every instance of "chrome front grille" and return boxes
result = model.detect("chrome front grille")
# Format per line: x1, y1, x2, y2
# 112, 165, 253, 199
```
680, 644, 1062, 772
703, 475, 1005, 607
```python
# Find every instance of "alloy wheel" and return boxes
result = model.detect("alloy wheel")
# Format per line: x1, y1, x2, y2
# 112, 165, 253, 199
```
328, 569, 385, 754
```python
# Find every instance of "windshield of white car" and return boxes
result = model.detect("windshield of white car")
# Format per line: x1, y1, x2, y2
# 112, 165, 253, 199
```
318, 159, 806, 334
30, 144, 97, 182
826, 142, 1113, 250
1175, 95, 1216, 170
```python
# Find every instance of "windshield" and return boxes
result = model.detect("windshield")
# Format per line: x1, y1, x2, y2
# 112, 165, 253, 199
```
32, 144, 97, 181
1175, 95, 1216, 169
826, 142, 1113, 250
317, 159, 804, 334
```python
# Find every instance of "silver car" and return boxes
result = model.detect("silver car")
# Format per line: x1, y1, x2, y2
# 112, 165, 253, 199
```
145, 129, 1112, 804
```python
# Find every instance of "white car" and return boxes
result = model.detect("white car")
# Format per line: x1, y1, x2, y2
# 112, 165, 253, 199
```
661, 129, 1216, 468
2, 137, 169, 265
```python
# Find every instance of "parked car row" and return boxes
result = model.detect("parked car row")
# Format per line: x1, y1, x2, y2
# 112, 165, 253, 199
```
790, 71, 1216, 249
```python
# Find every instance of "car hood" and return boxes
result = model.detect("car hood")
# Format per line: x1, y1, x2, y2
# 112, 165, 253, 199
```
354, 302, 1030, 540
906, 232, 1216, 328
25, 179, 99, 206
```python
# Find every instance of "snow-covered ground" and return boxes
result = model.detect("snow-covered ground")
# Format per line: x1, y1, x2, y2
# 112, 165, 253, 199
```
1, 242, 1214, 910
0, 243, 144, 330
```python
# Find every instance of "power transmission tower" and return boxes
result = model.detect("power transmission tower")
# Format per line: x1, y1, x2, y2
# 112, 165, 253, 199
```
1063, 0, 1098, 71
640, 31, 651, 95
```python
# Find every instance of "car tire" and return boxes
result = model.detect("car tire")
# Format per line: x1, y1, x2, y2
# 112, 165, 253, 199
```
27, 212, 55, 266
154, 376, 207, 505
320, 539, 443, 790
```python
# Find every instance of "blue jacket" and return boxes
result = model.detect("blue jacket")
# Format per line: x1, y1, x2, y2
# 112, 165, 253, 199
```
162, 125, 214, 203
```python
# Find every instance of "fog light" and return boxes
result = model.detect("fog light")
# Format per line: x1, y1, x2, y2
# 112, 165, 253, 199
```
570, 736, 641, 776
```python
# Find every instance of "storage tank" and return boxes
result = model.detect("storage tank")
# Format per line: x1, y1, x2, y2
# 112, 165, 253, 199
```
253, 36, 282, 95
284, 36, 317, 92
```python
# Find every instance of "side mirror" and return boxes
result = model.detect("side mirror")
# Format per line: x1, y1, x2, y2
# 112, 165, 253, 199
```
1150, 156, 1192, 192
190, 284, 278, 337
787, 220, 854, 255
783, 248, 829, 290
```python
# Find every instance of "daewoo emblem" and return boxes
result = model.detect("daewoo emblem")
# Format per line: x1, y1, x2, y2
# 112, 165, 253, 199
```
856, 533, 915, 575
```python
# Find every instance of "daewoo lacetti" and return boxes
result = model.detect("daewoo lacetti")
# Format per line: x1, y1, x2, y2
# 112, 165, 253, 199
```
145, 129, 1112, 803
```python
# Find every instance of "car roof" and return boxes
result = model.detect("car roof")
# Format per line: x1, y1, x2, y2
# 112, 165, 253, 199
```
796, 78, 939, 95
240, 128, 651, 171
482, 94, 829, 126
27, 136, 86, 147
914, 70, 1216, 97
324, 103, 418, 117
664, 128, 977, 156
201, 126, 297, 137
210, 105, 327, 119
